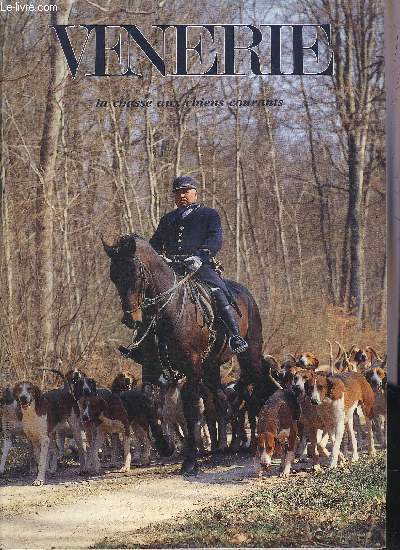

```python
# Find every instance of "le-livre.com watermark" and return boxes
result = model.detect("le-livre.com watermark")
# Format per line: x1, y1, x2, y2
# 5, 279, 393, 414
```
0, 1, 57, 12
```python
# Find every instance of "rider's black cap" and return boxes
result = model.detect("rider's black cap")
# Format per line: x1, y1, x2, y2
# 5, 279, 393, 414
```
172, 176, 198, 192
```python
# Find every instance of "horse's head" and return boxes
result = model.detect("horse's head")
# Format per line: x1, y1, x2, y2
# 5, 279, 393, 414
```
102, 234, 147, 329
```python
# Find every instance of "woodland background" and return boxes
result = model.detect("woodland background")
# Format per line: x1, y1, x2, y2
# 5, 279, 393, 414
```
0, 0, 385, 384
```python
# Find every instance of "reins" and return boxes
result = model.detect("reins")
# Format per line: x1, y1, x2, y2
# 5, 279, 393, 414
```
126, 257, 194, 349
140, 269, 194, 310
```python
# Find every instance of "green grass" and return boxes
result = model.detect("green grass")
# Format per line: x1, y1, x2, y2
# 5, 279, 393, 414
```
94, 452, 386, 548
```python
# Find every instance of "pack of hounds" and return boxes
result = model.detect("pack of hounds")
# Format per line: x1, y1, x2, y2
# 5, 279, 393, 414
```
0, 342, 386, 485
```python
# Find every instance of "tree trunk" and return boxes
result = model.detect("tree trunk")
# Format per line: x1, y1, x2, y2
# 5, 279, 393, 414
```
235, 82, 241, 282
195, 113, 206, 202
35, 0, 74, 367
262, 103, 294, 309
240, 160, 270, 305
380, 250, 387, 329
109, 100, 134, 233
301, 79, 337, 304
347, 131, 364, 322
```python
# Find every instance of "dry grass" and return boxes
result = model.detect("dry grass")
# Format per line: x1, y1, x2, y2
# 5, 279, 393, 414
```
265, 301, 386, 361
94, 453, 386, 549
1, 301, 385, 392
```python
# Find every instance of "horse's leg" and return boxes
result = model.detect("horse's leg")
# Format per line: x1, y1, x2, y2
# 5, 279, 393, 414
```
200, 417, 211, 452
248, 409, 257, 452
229, 409, 241, 452
237, 340, 263, 452
238, 409, 248, 448
180, 376, 201, 475
202, 386, 219, 453
215, 389, 229, 452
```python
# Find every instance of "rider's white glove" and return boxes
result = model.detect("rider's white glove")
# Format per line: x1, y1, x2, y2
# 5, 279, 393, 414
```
184, 255, 202, 272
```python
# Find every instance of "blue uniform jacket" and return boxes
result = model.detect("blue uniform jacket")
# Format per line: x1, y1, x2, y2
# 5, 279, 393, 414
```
149, 204, 223, 263
150, 204, 233, 304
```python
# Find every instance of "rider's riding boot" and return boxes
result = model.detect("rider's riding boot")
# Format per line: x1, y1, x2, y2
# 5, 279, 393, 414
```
220, 304, 248, 354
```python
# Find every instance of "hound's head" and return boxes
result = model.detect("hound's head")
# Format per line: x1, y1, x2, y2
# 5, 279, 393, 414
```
291, 369, 314, 396
298, 352, 319, 370
353, 348, 368, 366
65, 368, 88, 397
13, 381, 41, 410
257, 431, 286, 471
305, 374, 345, 405
257, 432, 276, 469
365, 367, 387, 392
80, 396, 107, 423
65, 368, 85, 385
72, 376, 97, 400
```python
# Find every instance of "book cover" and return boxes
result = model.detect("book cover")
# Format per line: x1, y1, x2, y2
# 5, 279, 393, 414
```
0, 0, 388, 548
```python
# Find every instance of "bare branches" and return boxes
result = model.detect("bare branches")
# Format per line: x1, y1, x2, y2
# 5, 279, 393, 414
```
83, 0, 154, 15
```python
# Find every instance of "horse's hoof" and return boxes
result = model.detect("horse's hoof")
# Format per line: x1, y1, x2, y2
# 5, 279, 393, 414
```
181, 458, 199, 476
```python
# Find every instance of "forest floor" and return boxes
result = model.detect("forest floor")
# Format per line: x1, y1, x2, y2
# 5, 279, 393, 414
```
0, 451, 385, 549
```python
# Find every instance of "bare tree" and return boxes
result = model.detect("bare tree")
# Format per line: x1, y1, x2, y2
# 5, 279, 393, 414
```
34, 0, 74, 366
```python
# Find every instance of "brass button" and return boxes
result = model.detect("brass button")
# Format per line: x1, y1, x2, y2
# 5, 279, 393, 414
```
180, 226, 184, 230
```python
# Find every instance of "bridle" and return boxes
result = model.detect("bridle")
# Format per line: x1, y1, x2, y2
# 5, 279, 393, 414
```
121, 255, 194, 349
123, 256, 194, 312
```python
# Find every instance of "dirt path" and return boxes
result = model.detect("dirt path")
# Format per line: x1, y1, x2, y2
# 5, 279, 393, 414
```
0, 455, 274, 549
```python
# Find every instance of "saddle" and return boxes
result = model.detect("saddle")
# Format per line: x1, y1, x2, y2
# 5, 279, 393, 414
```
188, 278, 215, 328
187, 278, 242, 329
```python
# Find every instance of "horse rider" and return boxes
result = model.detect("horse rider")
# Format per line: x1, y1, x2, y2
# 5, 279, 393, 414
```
149, 175, 248, 355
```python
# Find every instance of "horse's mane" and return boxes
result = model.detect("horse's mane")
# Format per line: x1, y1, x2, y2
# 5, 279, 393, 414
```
111, 233, 161, 265
111, 233, 152, 255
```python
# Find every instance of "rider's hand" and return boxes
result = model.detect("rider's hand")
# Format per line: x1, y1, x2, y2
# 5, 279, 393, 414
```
183, 255, 202, 272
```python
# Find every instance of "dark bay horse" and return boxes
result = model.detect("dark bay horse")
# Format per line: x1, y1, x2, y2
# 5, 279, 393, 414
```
102, 233, 265, 474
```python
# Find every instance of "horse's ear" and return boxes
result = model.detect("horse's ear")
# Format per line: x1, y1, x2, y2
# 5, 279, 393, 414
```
101, 235, 116, 258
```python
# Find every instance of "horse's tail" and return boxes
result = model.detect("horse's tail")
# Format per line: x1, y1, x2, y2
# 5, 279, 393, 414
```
146, 410, 174, 457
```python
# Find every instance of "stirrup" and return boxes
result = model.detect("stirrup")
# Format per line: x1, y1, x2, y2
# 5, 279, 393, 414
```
229, 335, 248, 354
